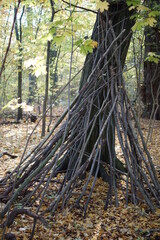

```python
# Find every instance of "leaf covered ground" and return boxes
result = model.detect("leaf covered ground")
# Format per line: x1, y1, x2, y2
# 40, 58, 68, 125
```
0, 110, 160, 240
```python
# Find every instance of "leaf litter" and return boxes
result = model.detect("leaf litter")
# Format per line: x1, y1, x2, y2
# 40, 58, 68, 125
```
0, 111, 160, 240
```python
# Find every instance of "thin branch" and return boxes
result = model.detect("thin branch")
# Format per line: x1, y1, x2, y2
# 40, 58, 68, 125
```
0, 208, 47, 228
0, 0, 21, 80
61, 0, 97, 14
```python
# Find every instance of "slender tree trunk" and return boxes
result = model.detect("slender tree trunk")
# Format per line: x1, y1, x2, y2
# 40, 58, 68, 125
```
48, 47, 60, 132
1, 7, 11, 106
17, 55, 23, 121
27, 6, 43, 105
15, 6, 25, 121
28, 73, 36, 104
42, 41, 51, 136
41, 0, 55, 137
26, 6, 36, 105
0, 2, 20, 80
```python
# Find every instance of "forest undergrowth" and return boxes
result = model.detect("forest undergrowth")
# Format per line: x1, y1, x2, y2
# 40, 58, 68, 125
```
0, 108, 160, 240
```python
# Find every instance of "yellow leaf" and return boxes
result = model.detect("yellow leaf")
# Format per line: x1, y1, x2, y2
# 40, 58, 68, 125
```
129, 6, 135, 11
96, 0, 109, 12
90, 40, 98, 48
146, 17, 157, 27
137, 5, 149, 11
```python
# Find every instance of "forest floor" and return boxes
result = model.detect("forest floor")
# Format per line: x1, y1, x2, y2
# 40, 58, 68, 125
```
0, 108, 160, 240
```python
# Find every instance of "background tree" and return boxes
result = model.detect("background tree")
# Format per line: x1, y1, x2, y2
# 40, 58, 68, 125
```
41, 0, 55, 137
14, 5, 25, 121
26, 6, 41, 105
0, 2, 20, 109
142, 0, 160, 120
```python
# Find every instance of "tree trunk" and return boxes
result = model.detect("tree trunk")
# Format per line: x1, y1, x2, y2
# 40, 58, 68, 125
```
141, 0, 160, 120
48, 47, 60, 132
78, 1, 134, 177
17, 56, 23, 121
28, 73, 36, 104
26, 6, 38, 105
15, 6, 25, 121
41, 0, 55, 137
41, 41, 51, 136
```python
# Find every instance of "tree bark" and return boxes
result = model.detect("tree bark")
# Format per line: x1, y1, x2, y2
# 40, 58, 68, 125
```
15, 6, 25, 121
26, 6, 38, 105
79, 1, 134, 177
41, 41, 51, 136
28, 73, 36, 104
141, 0, 160, 120
142, 26, 160, 120
41, 0, 55, 136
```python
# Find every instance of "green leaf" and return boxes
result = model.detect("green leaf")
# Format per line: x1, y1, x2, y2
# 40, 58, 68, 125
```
80, 39, 98, 55
148, 11, 160, 18
127, 0, 141, 7
52, 35, 65, 45
132, 17, 157, 31
145, 52, 160, 64
132, 20, 145, 31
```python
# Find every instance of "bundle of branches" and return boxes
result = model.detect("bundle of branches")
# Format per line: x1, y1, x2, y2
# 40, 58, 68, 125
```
0, 4, 160, 239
